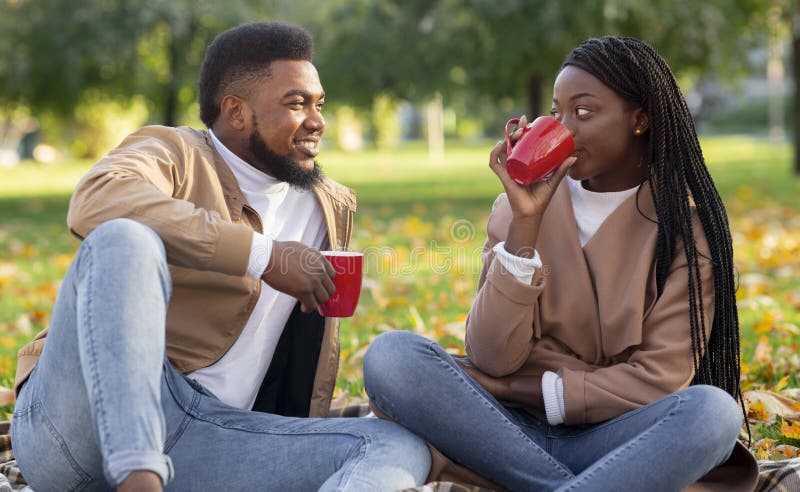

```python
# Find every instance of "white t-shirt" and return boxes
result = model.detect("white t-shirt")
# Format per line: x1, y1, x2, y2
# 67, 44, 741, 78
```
190, 130, 327, 410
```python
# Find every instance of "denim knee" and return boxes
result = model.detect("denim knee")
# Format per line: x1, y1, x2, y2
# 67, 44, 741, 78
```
370, 420, 432, 483
682, 385, 742, 458
363, 331, 431, 403
86, 219, 166, 264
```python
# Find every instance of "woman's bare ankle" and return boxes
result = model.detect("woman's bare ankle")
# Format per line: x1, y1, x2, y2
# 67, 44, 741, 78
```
117, 470, 163, 492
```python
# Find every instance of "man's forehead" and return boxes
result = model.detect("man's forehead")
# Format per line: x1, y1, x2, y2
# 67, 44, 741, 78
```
262, 59, 323, 95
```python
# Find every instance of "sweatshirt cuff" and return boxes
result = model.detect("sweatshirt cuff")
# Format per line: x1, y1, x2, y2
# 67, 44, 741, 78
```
492, 241, 541, 285
247, 232, 273, 279
542, 371, 566, 425
559, 367, 587, 424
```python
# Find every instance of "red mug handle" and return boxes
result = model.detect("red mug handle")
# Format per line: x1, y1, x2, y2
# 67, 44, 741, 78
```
504, 118, 530, 155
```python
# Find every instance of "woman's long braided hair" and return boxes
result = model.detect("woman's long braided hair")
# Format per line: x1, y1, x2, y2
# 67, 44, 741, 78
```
562, 37, 742, 408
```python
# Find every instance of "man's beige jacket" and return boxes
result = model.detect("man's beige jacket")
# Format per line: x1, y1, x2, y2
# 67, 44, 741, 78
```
15, 126, 356, 418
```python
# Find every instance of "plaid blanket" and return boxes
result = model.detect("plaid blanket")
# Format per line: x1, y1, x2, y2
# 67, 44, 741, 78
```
2, 415, 800, 491
756, 459, 800, 492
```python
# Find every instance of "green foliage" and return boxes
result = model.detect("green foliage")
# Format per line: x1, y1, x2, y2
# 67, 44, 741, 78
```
311, 1, 767, 115
371, 93, 402, 149
705, 95, 793, 135
0, 0, 275, 125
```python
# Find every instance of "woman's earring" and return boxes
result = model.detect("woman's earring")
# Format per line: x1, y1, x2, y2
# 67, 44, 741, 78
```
634, 128, 642, 135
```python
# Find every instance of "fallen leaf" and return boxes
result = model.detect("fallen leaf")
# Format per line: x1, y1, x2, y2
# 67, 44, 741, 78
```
747, 400, 770, 422
775, 375, 791, 393
754, 336, 773, 365
781, 420, 800, 440
774, 444, 800, 458
744, 390, 800, 421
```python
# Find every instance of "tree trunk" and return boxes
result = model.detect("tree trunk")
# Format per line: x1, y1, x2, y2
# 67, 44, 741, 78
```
527, 74, 544, 117
426, 93, 445, 163
163, 25, 179, 127
793, 30, 800, 174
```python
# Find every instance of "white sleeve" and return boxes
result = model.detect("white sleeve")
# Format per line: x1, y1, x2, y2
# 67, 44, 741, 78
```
492, 241, 542, 285
542, 370, 566, 425
247, 232, 273, 280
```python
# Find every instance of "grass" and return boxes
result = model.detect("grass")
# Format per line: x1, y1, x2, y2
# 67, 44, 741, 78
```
1, 135, 799, 455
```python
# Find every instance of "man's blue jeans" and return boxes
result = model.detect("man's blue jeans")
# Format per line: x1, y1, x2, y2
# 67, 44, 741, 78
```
10, 219, 431, 491
363, 330, 743, 492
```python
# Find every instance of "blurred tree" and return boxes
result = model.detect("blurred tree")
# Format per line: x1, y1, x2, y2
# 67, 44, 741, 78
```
794, 7, 800, 174
311, 1, 766, 119
775, 0, 800, 173
0, 0, 277, 127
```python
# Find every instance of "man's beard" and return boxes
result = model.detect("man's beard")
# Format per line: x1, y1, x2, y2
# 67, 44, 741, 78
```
247, 118, 323, 190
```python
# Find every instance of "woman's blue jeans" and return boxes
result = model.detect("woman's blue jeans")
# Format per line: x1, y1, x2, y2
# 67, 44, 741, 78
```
10, 219, 431, 491
363, 330, 743, 492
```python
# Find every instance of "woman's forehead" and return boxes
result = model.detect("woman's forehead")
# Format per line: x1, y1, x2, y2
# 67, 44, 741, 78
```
553, 66, 621, 103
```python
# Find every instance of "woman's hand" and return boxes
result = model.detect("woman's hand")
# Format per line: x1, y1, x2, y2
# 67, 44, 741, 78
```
489, 115, 576, 220
489, 115, 576, 257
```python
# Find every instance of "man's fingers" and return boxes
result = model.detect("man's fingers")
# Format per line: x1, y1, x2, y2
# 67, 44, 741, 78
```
322, 274, 336, 298
314, 282, 331, 305
322, 257, 336, 279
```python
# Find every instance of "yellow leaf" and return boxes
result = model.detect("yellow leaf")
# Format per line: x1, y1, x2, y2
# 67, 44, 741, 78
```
744, 390, 800, 420
752, 438, 777, 460
747, 400, 770, 422
781, 420, 800, 440
775, 376, 791, 393
755, 336, 773, 365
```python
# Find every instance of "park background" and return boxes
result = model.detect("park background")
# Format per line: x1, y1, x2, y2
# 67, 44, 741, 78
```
1, 0, 800, 461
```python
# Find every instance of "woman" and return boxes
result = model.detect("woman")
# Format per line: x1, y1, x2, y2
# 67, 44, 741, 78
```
363, 36, 758, 491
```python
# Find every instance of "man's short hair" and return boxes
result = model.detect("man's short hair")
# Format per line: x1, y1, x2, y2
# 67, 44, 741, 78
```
198, 21, 313, 127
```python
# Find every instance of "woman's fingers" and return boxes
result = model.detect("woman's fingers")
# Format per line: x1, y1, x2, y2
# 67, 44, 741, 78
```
489, 139, 521, 191
510, 114, 528, 143
489, 139, 509, 180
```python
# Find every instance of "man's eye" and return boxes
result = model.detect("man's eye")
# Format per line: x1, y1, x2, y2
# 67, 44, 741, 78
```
316, 102, 325, 111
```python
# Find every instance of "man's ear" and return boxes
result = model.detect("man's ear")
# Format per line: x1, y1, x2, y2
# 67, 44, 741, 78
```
632, 107, 649, 135
220, 95, 248, 131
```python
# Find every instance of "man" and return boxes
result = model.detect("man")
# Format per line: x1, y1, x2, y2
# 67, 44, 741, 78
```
10, 21, 430, 491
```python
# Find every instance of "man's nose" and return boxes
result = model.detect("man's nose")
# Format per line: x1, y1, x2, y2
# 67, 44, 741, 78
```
306, 112, 325, 132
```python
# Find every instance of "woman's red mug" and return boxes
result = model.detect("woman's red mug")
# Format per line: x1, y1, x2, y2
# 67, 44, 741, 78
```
318, 251, 363, 318
505, 116, 575, 186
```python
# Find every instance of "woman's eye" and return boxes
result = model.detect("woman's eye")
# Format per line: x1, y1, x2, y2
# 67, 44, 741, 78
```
576, 108, 590, 117
550, 109, 561, 120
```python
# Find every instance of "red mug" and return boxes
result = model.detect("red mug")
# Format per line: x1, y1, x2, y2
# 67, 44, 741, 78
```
505, 116, 575, 186
318, 251, 363, 318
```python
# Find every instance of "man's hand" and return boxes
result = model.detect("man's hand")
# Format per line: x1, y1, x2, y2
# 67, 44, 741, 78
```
261, 240, 336, 313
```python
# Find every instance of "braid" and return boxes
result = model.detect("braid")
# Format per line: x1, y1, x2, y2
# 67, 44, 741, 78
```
562, 37, 744, 418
